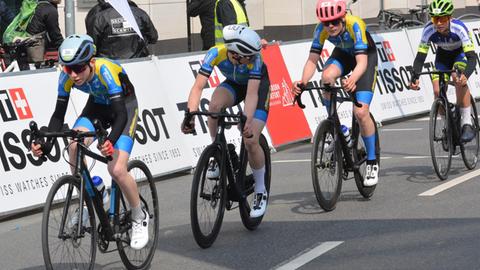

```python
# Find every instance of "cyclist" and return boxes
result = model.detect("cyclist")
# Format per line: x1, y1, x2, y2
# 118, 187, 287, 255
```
409, 0, 477, 142
292, 0, 379, 186
30, 34, 149, 250
181, 25, 270, 218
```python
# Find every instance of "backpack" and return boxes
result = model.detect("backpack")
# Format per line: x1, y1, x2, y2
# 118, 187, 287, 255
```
2, 0, 38, 44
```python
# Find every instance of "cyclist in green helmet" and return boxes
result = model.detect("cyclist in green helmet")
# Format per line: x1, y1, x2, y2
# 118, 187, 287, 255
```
409, 0, 477, 142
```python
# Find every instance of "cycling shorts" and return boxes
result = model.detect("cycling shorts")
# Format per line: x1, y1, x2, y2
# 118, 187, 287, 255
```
433, 47, 467, 81
73, 95, 138, 154
324, 46, 378, 99
218, 65, 270, 122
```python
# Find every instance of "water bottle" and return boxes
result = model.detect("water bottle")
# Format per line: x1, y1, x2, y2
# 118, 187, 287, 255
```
92, 176, 110, 210
69, 206, 89, 228
341, 125, 352, 148
227, 143, 239, 172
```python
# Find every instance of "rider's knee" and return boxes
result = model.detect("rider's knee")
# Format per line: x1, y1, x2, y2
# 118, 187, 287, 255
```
354, 107, 370, 122
244, 136, 259, 151
108, 164, 127, 181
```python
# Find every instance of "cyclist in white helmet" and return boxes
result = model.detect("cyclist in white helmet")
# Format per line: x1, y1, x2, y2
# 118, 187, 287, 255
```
31, 34, 150, 250
182, 25, 271, 218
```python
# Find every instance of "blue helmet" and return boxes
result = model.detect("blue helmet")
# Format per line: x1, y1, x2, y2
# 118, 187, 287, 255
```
58, 34, 96, 66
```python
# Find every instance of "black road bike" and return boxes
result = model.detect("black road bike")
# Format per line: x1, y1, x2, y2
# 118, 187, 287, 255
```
184, 110, 271, 248
412, 70, 479, 180
295, 83, 380, 211
29, 121, 159, 270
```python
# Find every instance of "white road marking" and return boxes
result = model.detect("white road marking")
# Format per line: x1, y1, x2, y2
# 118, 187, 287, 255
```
414, 117, 429, 121
404, 156, 430, 159
419, 168, 480, 196
273, 159, 310, 164
382, 128, 423, 132
275, 241, 344, 270
272, 156, 419, 164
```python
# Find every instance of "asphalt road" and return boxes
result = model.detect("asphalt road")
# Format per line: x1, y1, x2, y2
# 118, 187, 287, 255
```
2, 113, 480, 270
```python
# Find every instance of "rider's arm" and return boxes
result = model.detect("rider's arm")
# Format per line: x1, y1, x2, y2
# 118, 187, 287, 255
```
47, 72, 71, 132
413, 23, 433, 75
244, 79, 260, 120
301, 53, 321, 85
349, 53, 367, 82
464, 50, 477, 79
187, 74, 209, 111
460, 25, 477, 79
412, 51, 428, 75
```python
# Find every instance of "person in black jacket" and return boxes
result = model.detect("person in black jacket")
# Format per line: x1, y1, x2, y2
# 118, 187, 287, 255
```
86, 0, 158, 59
187, 0, 215, 50
0, 0, 15, 43
26, 0, 63, 62
215, 0, 249, 27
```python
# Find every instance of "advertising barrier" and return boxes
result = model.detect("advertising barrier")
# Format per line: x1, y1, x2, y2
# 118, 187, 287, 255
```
2, 19, 480, 216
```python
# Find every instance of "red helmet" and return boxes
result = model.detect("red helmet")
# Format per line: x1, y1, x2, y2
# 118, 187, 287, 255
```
316, 0, 346, 22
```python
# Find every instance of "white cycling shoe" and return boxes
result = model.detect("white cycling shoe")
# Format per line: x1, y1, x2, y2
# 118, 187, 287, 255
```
364, 161, 379, 187
250, 191, 268, 218
130, 209, 149, 250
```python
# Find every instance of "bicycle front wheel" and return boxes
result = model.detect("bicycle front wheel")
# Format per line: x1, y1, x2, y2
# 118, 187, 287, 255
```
239, 134, 272, 230
311, 120, 343, 211
42, 175, 97, 270
430, 99, 453, 180
353, 113, 380, 198
117, 160, 159, 270
190, 144, 226, 248
461, 96, 479, 170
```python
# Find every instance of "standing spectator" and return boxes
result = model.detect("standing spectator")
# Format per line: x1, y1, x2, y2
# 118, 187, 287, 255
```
214, 0, 249, 45
0, 0, 15, 43
187, 0, 215, 50
86, 0, 158, 59
25, 0, 63, 63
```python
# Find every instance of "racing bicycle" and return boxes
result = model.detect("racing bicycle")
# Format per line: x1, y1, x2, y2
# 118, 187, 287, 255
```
295, 83, 380, 211
28, 120, 159, 270
183, 110, 271, 248
411, 69, 479, 180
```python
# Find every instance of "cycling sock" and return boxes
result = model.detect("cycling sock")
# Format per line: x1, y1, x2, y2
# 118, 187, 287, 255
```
362, 134, 376, 161
131, 204, 145, 221
460, 106, 472, 126
252, 166, 266, 194
322, 99, 331, 116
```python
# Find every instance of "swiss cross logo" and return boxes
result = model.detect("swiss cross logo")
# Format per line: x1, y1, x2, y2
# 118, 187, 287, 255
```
317, 49, 331, 71
376, 41, 396, 63
0, 88, 33, 122
188, 60, 221, 89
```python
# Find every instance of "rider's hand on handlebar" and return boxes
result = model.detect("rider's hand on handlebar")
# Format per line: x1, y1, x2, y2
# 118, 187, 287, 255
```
292, 81, 303, 96
408, 79, 420, 91
242, 118, 254, 139
181, 115, 196, 134
31, 143, 43, 157
30, 140, 53, 157
342, 77, 357, 92
99, 140, 114, 157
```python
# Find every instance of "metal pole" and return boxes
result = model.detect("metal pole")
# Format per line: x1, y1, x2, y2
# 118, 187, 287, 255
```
65, 0, 75, 36
186, 0, 192, 52
379, 0, 385, 29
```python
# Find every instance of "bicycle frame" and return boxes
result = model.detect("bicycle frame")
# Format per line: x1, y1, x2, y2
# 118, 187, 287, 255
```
295, 84, 365, 172
29, 121, 129, 244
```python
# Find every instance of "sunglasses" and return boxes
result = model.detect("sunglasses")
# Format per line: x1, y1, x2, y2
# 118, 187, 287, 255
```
323, 19, 342, 27
63, 64, 88, 74
431, 15, 450, 24
229, 51, 253, 62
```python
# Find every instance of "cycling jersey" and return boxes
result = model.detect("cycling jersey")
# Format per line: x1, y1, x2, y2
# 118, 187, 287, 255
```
58, 58, 125, 105
310, 14, 375, 56
417, 19, 475, 54
199, 44, 263, 84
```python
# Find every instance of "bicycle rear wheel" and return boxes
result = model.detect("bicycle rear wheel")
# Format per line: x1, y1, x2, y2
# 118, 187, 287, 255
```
42, 175, 97, 270
239, 134, 272, 230
190, 144, 226, 248
461, 96, 479, 170
430, 99, 453, 180
117, 160, 159, 270
311, 120, 343, 211
353, 113, 379, 198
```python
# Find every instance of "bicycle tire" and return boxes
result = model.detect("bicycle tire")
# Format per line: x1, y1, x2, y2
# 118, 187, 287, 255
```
457, 13, 480, 20
460, 96, 479, 170
117, 160, 159, 270
239, 134, 272, 230
311, 120, 343, 211
190, 144, 226, 248
430, 99, 453, 180
42, 175, 97, 270
353, 113, 379, 198
391, 19, 424, 29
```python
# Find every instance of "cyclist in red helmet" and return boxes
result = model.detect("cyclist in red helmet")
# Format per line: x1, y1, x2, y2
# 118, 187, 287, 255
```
293, 0, 380, 186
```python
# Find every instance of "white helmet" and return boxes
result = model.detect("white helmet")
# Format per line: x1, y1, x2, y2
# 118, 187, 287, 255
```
223, 25, 262, 56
